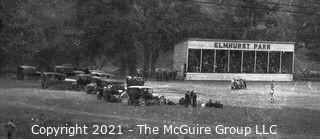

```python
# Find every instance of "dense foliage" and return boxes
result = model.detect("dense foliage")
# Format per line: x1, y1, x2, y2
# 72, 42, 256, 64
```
0, 0, 319, 74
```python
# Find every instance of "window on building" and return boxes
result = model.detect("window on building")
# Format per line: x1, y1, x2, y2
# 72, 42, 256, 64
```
229, 50, 242, 73
256, 51, 268, 73
201, 50, 215, 73
216, 50, 228, 73
281, 52, 293, 74
187, 49, 201, 72
269, 52, 280, 73
242, 51, 255, 73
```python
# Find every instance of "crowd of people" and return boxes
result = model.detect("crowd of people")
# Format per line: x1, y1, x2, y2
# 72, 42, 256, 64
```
178, 90, 224, 108
126, 76, 145, 87
178, 90, 197, 107
155, 69, 177, 81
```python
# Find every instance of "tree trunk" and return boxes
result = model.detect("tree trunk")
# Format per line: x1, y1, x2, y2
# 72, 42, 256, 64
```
150, 47, 160, 77
142, 41, 151, 80
150, 34, 161, 77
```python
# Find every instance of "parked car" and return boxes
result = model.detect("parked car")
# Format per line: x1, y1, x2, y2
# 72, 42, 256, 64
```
85, 77, 123, 94
17, 65, 41, 80
100, 80, 126, 102
40, 72, 76, 89
127, 86, 165, 106
73, 74, 93, 91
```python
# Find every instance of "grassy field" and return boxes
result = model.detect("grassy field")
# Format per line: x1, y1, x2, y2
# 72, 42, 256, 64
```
0, 78, 320, 139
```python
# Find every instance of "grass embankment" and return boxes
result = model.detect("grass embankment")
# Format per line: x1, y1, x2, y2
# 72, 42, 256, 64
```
0, 79, 319, 138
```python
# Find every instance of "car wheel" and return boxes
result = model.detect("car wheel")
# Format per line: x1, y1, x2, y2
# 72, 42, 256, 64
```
138, 98, 145, 106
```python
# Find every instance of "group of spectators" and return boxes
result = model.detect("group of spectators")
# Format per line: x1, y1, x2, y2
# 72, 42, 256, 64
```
179, 90, 197, 107
155, 69, 177, 81
178, 90, 224, 108
126, 76, 145, 87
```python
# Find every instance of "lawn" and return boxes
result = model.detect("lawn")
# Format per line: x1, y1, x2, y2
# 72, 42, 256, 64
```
0, 78, 319, 139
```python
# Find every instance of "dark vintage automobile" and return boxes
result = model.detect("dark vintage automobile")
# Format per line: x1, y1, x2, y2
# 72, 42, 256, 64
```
85, 76, 103, 94
99, 80, 126, 103
74, 74, 93, 90
85, 77, 126, 102
85, 77, 124, 93
40, 72, 77, 89
127, 86, 165, 106
231, 78, 247, 90
17, 65, 41, 80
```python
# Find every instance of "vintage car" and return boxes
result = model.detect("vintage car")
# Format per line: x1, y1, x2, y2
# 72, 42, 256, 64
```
99, 80, 126, 103
126, 76, 145, 87
85, 77, 124, 94
85, 77, 102, 94
231, 78, 247, 90
127, 86, 165, 106
73, 74, 93, 90
17, 65, 41, 80
40, 72, 77, 89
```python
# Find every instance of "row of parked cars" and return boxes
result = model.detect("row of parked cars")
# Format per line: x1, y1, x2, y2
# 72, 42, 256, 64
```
75, 75, 166, 106
87, 76, 166, 106
17, 64, 167, 106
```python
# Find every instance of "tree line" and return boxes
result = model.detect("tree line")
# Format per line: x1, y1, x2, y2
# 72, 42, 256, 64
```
0, 0, 319, 75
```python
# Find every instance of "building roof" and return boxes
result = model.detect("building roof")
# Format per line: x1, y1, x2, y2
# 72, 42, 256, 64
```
180, 38, 295, 44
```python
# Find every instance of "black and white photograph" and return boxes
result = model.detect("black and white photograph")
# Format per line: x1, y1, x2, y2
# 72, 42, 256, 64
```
0, 0, 320, 138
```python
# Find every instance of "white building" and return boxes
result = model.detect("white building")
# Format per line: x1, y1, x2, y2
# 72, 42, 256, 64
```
173, 38, 295, 81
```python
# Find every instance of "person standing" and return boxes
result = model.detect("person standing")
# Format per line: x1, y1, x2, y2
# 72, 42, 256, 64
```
270, 80, 275, 103
192, 92, 197, 107
185, 91, 190, 107
190, 91, 194, 106
4, 119, 15, 139
173, 69, 177, 80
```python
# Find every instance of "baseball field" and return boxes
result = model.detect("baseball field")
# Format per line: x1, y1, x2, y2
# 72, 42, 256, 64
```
0, 77, 320, 138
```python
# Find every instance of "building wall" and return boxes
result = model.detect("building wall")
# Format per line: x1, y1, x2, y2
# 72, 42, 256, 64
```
188, 39, 294, 52
173, 38, 295, 81
173, 41, 188, 80
186, 73, 293, 81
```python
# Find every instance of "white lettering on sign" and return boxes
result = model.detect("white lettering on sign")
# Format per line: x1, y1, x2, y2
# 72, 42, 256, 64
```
188, 40, 294, 52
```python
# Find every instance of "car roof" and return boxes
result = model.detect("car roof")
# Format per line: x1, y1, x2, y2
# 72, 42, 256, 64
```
43, 72, 67, 76
74, 71, 84, 74
89, 70, 104, 73
19, 65, 36, 69
128, 86, 153, 89
55, 65, 75, 69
